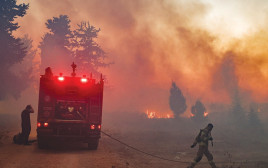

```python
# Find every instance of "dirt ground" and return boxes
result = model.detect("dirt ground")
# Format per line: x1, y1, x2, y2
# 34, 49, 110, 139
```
0, 115, 268, 168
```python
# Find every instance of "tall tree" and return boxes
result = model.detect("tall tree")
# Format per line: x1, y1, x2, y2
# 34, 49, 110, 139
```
11, 35, 37, 83
230, 93, 247, 127
72, 22, 110, 76
248, 106, 261, 128
39, 15, 73, 74
0, 0, 29, 100
191, 100, 207, 122
169, 82, 187, 118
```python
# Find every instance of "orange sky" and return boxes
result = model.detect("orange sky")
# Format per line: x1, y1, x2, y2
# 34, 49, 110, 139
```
11, 0, 268, 116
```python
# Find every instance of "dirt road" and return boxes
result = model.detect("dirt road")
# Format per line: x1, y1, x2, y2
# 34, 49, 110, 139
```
0, 129, 211, 168
0, 127, 268, 168
0, 130, 128, 168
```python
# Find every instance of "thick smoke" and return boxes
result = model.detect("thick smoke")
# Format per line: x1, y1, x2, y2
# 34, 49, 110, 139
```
6, 0, 268, 117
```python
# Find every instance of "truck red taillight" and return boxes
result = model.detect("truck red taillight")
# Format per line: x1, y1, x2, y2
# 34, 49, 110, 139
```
90, 124, 95, 130
44, 122, 49, 127
37, 122, 41, 127
90, 124, 101, 130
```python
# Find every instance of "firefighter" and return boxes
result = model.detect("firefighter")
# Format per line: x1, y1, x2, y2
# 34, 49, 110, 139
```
187, 123, 217, 168
45, 67, 53, 78
21, 105, 34, 145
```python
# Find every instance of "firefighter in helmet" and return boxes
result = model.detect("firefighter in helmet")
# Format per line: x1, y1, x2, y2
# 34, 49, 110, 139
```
21, 105, 34, 145
187, 123, 217, 168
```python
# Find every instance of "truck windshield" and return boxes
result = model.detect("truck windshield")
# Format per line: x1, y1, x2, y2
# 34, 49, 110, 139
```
55, 100, 87, 120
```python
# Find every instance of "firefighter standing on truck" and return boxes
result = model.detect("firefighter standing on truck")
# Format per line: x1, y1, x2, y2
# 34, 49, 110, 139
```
21, 105, 34, 145
187, 123, 217, 168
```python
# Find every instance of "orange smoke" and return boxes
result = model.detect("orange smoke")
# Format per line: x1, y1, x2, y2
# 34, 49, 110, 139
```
12, 0, 268, 114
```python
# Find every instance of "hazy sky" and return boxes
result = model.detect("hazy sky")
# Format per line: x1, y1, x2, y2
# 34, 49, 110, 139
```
8, 0, 268, 116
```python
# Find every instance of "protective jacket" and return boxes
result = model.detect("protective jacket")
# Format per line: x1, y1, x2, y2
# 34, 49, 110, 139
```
21, 109, 31, 134
188, 127, 216, 168
194, 128, 212, 146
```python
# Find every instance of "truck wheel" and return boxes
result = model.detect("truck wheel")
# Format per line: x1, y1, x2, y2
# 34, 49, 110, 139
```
38, 138, 47, 149
88, 139, 99, 150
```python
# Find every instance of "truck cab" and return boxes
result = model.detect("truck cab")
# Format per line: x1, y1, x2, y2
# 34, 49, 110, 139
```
37, 63, 104, 149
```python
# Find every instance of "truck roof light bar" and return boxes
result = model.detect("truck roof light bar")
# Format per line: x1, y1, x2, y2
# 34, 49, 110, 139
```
81, 75, 88, 83
58, 73, 64, 81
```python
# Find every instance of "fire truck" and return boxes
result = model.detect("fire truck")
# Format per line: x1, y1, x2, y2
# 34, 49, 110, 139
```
37, 63, 104, 149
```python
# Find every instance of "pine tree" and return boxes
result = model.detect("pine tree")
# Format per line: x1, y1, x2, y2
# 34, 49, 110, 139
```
12, 35, 38, 83
230, 92, 246, 127
169, 82, 187, 118
72, 22, 110, 76
191, 100, 207, 122
0, 0, 29, 100
248, 107, 261, 128
39, 15, 73, 74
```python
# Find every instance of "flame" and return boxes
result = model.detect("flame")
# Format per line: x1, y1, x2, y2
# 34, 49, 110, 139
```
190, 113, 195, 118
188, 112, 208, 118
145, 110, 174, 119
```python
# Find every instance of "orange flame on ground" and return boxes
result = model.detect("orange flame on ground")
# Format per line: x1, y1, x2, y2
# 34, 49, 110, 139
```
189, 112, 208, 118
146, 110, 174, 119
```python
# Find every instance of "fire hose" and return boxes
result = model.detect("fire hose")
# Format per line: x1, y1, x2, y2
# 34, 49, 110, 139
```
101, 131, 189, 163
101, 131, 266, 165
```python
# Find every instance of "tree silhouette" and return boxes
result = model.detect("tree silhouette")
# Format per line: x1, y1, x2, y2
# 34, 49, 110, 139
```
191, 100, 207, 122
12, 35, 37, 83
40, 17, 111, 76
72, 21, 110, 75
0, 0, 29, 100
248, 106, 261, 128
230, 92, 247, 127
169, 82, 187, 118
39, 15, 73, 74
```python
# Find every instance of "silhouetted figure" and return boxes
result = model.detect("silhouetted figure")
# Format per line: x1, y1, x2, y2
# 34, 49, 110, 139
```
187, 123, 217, 168
45, 67, 53, 78
21, 105, 34, 145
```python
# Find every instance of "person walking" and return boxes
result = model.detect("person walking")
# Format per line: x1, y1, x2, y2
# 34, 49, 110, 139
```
187, 123, 217, 168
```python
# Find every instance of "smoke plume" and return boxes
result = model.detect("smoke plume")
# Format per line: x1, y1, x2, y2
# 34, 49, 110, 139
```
6, 0, 268, 116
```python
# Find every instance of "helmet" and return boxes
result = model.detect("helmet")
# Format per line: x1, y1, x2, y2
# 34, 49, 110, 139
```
26, 105, 34, 113
208, 123, 213, 128
26, 105, 32, 110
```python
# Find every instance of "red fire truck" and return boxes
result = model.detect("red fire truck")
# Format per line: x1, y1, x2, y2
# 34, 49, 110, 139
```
37, 63, 104, 149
